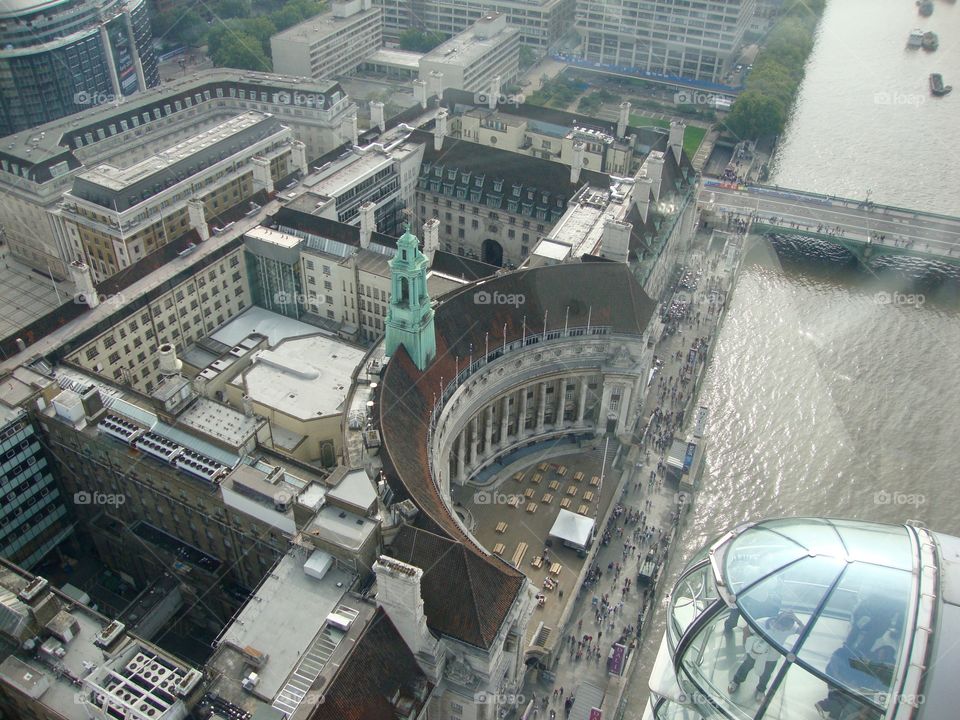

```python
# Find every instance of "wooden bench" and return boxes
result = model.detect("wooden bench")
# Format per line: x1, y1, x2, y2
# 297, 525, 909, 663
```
513, 471, 525, 482
550, 562, 562, 576
530, 555, 544, 569
590, 475, 601, 487
524, 488, 535, 499
542, 493, 554, 504
531, 473, 543, 485
578, 503, 590, 515
509, 495, 522, 508
548, 480, 560, 491
566, 485, 577, 496
512, 542, 528, 566
493, 543, 505, 555
556, 465, 567, 476
573, 471, 584, 482
560, 498, 571, 509
538, 462, 549, 472
583, 491, 595, 503
526, 502, 538, 513
496, 521, 508, 534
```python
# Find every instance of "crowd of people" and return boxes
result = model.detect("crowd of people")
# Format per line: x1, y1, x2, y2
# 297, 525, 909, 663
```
534, 243, 737, 718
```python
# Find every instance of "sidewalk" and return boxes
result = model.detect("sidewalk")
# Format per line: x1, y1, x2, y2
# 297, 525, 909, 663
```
521, 229, 742, 718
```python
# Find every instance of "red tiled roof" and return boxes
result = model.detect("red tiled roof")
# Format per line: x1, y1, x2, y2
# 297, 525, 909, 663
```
376, 262, 654, 648
307, 608, 431, 720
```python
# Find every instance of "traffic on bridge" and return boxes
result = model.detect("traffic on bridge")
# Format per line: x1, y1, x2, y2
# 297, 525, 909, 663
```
699, 180, 960, 260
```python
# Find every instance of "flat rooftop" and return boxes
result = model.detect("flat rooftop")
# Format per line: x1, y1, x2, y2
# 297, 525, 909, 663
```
76, 112, 272, 192
421, 17, 518, 68
365, 47, 423, 70
0, 260, 76, 341
210, 306, 321, 348
239, 333, 367, 419
326, 468, 377, 511
271, 5, 380, 43
216, 549, 358, 703
0, 69, 345, 166
178, 396, 261, 448
306, 504, 377, 551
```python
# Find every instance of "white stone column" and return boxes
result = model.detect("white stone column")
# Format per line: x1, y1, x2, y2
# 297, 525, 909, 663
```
616, 384, 632, 435
519, 385, 529, 438
535, 382, 546, 433
500, 395, 510, 445
577, 377, 589, 423
484, 404, 494, 452
456, 430, 466, 483
471, 416, 479, 463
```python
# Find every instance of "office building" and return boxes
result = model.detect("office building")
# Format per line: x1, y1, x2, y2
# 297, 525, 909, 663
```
413, 123, 610, 267
644, 517, 960, 720
0, 561, 204, 720
0, 70, 355, 280
270, 0, 384, 80
60, 112, 303, 281
0, 403, 71, 569
375, 0, 576, 51
576, 0, 757, 82
0, 0, 159, 137
418, 13, 521, 94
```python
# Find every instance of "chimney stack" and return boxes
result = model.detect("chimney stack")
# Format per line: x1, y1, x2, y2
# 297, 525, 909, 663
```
413, 79, 428, 109
633, 174, 653, 224
428, 70, 444, 99
617, 101, 631, 139
570, 140, 585, 184
488, 75, 501, 110
359, 202, 376, 249
434, 109, 448, 151
187, 199, 209, 241
68, 260, 99, 308
602, 220, 632, 263
370, 100, 385, 133
374, 556, 440, 679
669, 120, 685, 164
422, 218, 440, 264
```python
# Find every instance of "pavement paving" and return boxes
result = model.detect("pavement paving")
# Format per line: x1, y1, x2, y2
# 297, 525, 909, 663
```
519, 227, 743, 719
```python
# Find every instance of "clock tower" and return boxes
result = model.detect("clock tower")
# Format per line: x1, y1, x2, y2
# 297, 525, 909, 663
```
385, 225, 436, 370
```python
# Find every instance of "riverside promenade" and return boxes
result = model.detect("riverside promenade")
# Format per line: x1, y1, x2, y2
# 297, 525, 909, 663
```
519, 226, 744, 720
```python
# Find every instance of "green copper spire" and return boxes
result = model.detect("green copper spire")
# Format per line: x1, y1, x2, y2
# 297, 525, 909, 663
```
385, 225, 436, 370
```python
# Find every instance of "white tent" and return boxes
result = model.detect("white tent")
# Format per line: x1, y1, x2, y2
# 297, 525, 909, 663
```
548, 508, 595, 552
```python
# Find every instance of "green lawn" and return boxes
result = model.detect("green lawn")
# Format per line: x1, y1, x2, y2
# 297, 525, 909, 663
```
629, 113, 707, 158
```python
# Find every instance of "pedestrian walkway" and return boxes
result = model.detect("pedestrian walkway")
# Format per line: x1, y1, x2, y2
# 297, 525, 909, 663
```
522, 228, 742, 718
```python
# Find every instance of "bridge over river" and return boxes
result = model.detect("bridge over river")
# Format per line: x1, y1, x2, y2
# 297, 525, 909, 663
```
698, 180, 960, 266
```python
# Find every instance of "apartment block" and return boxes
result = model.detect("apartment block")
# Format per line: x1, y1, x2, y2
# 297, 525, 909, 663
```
271, 0, 384, 80
576, 0, 757, 82
419, 13, 521, 94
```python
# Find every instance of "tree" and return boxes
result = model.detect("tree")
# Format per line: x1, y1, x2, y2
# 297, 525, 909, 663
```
211, 0, 251, 19
209, 29, 272, 71
724, 90, 784, 139
152, 9, 206, 48
399, 28, 447, 52
519, 46, 537, 69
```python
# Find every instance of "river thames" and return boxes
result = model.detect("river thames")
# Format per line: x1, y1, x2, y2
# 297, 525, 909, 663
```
629, 0, 960, 713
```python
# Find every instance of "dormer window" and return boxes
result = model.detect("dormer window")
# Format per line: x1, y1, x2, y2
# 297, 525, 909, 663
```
475, 176, 484, 188
493, 179, 503, 192
512, 184, 521, 197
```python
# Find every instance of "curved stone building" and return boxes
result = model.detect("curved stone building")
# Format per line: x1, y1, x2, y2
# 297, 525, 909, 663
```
0, 0, 159, 136
646, 517, 959, 720
368, 255, 657, 719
